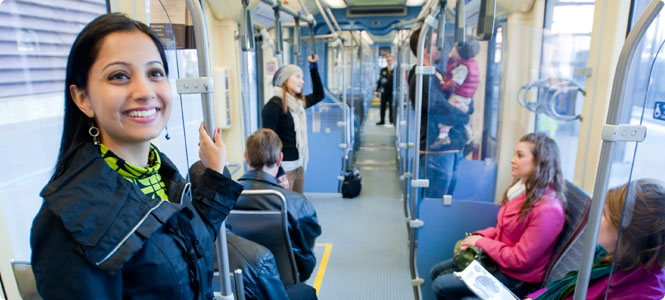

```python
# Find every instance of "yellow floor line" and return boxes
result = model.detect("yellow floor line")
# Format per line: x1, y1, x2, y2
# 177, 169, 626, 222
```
313, 243, 333, 295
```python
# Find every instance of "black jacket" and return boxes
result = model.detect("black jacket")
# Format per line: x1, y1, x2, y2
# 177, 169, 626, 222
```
226, 232, 290, 300
408, 66, 472, 152
237, 170, 321, 282
376, 66, 394, 100
31, 142, 243, 299
262, 67, 324, 161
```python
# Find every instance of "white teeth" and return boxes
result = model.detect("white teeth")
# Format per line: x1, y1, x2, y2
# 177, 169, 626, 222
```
128, 108, 157, 118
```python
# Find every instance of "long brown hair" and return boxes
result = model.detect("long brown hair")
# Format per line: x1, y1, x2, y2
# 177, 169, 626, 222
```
602, 179, 665, 270
502, 132, 567, 218
279, 81, 305, 113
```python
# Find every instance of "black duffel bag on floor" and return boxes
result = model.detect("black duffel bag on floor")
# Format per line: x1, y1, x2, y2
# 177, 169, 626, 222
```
339, 168, 362, 198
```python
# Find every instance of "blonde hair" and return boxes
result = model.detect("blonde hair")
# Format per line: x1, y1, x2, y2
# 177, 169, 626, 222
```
279, 81, 305, 113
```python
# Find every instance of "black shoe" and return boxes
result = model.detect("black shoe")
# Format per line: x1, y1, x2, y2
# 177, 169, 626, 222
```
376, 121, 385, 125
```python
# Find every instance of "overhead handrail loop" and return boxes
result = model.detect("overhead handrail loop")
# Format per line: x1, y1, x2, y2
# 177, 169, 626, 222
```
260, 0, 315, 26
293, 14, 301, 59
436, 0, 447, 50
573, 0, 664, 299
240, 0, 255, 51
273, 4, 283, 56
308, 22, 316, 55
455, 0, 465, 44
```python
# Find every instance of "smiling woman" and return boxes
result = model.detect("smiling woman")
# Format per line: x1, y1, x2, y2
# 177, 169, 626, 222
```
68, 30, 172, 166
30, 13, 243, 299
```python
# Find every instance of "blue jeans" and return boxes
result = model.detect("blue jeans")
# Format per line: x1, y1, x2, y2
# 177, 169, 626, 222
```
418, 152, 463, 199
430, 259, 538, 300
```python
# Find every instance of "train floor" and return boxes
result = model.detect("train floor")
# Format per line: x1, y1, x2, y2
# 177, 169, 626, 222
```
304, 108, 413, 299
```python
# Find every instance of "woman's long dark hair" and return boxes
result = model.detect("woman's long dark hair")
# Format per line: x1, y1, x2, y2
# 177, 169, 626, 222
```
502, 132, 567, 218
50, 13, 169, 182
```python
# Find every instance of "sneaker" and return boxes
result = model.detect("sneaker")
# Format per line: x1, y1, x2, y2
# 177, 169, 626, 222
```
428, 136, 451, 151
376, 121, 385, 125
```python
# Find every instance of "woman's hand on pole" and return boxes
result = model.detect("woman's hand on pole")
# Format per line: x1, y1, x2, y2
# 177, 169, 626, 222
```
198, 122, 226, 175
308, 54, 319, 63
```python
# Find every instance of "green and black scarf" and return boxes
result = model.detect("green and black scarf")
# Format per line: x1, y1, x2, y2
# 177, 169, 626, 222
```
99, 143, 169, 201
535, 245, 612, 300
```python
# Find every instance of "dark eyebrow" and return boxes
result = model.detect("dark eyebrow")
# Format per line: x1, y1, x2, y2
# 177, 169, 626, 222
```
102, 62, 129, 71
102, 61, 163, 71
146, 60, 163, 67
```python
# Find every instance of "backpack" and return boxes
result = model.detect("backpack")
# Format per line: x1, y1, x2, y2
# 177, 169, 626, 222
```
339, 168, 362, 198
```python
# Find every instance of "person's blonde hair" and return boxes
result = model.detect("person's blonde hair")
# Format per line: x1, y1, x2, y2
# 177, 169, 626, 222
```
279, 81, 305, 113
602, 179, 665, 270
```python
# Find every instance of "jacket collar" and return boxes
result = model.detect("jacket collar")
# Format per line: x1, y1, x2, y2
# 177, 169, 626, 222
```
238, 170, 281, 188
41, 142, 187, 275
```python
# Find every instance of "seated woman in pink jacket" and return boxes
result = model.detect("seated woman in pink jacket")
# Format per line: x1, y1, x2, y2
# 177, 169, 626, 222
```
526, 178, 665, 300
430, 132, 567, 299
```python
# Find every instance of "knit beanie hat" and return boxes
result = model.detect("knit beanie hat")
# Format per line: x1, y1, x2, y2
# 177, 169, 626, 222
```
272, 64, 303, 86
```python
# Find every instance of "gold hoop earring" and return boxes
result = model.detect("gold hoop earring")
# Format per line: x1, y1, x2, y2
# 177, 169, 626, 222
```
89, 125, 100, 146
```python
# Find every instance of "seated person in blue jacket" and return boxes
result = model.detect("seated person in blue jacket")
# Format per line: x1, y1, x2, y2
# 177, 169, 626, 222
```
239, 128, 322, 282
189, 162, 318, 300
31, 13, 243, 299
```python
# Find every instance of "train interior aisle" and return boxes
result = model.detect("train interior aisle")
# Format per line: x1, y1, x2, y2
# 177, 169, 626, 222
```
305, 108, 412, 299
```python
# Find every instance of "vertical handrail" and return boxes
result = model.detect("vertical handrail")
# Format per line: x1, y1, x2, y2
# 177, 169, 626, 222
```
240, 0, 255, 51
573, 0, 664, 299
409, 5, 441, 299
341, 41, 349, 170
183, 1, 234, 299
185, 0, 214, 136
393, 45, 401, 148
349, 28, 356, 151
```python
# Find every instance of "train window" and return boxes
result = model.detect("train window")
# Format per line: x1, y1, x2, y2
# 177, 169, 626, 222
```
0, 0, 108, 261
535, 0, 595, 179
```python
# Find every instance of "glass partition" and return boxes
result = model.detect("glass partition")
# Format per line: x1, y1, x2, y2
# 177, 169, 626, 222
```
597, 6, 665, 299
536, 0, 595, 179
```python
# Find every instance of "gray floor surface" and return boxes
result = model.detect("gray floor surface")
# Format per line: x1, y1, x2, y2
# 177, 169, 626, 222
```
304, 108, 413, 300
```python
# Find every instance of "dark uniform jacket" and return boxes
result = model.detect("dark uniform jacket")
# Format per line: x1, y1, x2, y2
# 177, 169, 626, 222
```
237, 170, 322, 282
262, 67, 324, 162
31, 142, 243, 299
376, 66, 394, 100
